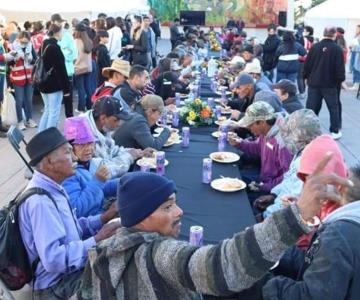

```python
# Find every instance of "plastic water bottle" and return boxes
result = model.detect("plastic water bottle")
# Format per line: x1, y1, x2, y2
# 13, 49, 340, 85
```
207, 56, 217, 78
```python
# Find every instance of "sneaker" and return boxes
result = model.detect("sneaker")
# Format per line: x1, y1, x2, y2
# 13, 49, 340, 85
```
0, 125, 8, 132
26, 119, 38, 128
0, 131, 6, 138
18, 121, 26, 131
75, 109, 85, 114
331, 131, 342, 140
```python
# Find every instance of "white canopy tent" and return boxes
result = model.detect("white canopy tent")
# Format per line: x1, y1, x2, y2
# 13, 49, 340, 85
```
304, 0, 360, 43
0, 0, 150, 23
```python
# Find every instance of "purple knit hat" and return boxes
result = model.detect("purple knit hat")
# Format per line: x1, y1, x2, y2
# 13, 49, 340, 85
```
64, 116, 96, 144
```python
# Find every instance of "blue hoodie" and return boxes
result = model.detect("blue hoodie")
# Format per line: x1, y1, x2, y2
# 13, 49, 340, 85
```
62, 161, 118, 218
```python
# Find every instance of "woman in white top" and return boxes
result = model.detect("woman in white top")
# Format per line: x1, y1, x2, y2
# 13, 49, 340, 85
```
106, 17, 123, 62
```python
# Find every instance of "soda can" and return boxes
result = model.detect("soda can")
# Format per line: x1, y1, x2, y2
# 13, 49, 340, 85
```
156, 151, 166, 176
181, 127, 190, 148
221, 89, 227, 102
202, 158, 212, 184
189, 226, 203, 246
218, 132, 227, 151
172, 111, 179, 127
160, 113, 167, 126
140, 164, 151, 172
215, 106, 222, 119
207, 97, 214, 108
220, 124, 229, 133
175, 92, 181, 106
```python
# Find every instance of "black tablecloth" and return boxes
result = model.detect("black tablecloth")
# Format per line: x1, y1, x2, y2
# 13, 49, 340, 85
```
163, 129, 255, 244
199, 77, 221, 99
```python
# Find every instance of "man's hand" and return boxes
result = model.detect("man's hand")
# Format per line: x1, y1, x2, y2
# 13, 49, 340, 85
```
281, 195, 297, 208
128, 148, 143, 160
95, 165, 110, 182
296, 152, 354, 221
100, 201, 118, 224
142, 147, 156, 157
228, 135, 243, 147
94, 222, 121, 243
230, 109, 241, 121
253, 194, 276, 210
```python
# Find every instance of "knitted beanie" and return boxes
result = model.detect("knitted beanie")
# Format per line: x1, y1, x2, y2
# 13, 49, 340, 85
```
117, 172, 177, 227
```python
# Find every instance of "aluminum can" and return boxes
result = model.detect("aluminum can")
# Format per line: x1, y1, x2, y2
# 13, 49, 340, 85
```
172, 111, 179, 127
175, 92, 181, 106
202, 158, 212, 184
181, 127, 190, 148
218, 132, 227, 151
189, 226, 203, 246
215, 106, 222, 119
207, 97, 214, 108
156, 151, 165, 176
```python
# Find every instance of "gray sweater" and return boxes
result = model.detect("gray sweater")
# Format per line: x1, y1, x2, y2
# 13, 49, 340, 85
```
77, 204, 310, 300
112, 106, 171, 150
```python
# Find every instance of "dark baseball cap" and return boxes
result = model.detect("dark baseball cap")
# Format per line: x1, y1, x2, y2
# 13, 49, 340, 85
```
241, 44, 254, 54
51, 13, 65, 23
272, 79, 297, 95
93, 96, 132, 120
231, 73, 255, 89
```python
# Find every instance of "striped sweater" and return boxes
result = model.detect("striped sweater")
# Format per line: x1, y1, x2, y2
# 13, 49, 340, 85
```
77, 205, 310, 299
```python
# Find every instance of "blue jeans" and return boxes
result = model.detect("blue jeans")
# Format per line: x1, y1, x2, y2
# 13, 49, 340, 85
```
14, 83, 34, 122
276, 71, 297, 83
90, 60, 97, 95
38, 91, 63, 132
75, 73, 92, 111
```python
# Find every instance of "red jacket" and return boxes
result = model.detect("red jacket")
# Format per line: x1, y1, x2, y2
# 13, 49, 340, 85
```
10, 58, 33, 86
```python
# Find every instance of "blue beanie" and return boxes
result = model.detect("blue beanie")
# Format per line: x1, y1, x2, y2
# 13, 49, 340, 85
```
117, 172, 177, 227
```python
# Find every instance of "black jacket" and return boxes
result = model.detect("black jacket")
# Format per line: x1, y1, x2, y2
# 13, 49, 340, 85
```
282, 94, 303, 114
303, 38, 345, 88
38, 38, 69, 94
262, 34, 281, 71
95, 44, 111, 86
112, 81, 142, 109
274, 42, 306, 74
131, 29, 148, 67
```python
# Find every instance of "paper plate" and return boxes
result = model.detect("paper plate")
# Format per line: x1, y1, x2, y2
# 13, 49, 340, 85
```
215, 91, 232, 96
221, 108, 232, 115
209, 152, 240, 163
211, 131, 221, 138
154, 127, 179, 134
136, 157, 169, 169
215, 118, 229, 126
211, 178, 246, 192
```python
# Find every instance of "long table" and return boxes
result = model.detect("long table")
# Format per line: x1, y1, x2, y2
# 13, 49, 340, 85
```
162, 127, 255, 244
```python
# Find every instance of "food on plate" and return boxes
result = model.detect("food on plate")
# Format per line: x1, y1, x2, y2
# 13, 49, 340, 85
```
218, 178, 244, 190
137, 156, 169, 169
212, 153, 231, 161
218, 116, 227, 122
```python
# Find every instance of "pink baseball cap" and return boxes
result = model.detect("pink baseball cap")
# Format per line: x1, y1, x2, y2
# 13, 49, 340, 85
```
64, 116, 96, 145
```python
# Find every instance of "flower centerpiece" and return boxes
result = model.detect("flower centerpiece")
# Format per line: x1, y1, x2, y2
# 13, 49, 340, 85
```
209, 32, 221, 52
180, 98, 215, 126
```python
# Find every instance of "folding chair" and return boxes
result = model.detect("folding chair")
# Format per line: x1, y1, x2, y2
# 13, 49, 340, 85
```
7, 126, 33, 179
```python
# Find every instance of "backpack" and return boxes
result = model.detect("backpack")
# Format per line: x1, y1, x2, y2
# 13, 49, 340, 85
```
0, 187, 58, 290
32, 44, 53, 86
91, 83, 114, 103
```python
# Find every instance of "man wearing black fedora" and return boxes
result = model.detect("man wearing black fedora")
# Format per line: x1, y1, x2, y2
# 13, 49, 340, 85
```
18, 127, 120, 299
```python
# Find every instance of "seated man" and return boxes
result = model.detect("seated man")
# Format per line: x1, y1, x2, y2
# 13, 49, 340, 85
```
83, 97, 148, 178
272, 79, 304, 113
243, 61, 272, 91
253, 109, 322, 219
91, 59, 130, 103
62, 116, 118, 218
228, 73, 257, 113
19, 127, 120, 299
262, 165, 360, 300
77, 166, 352, 299
229, 102, 293, 203
112, 65, 149, 111
112, 95, 171, 150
